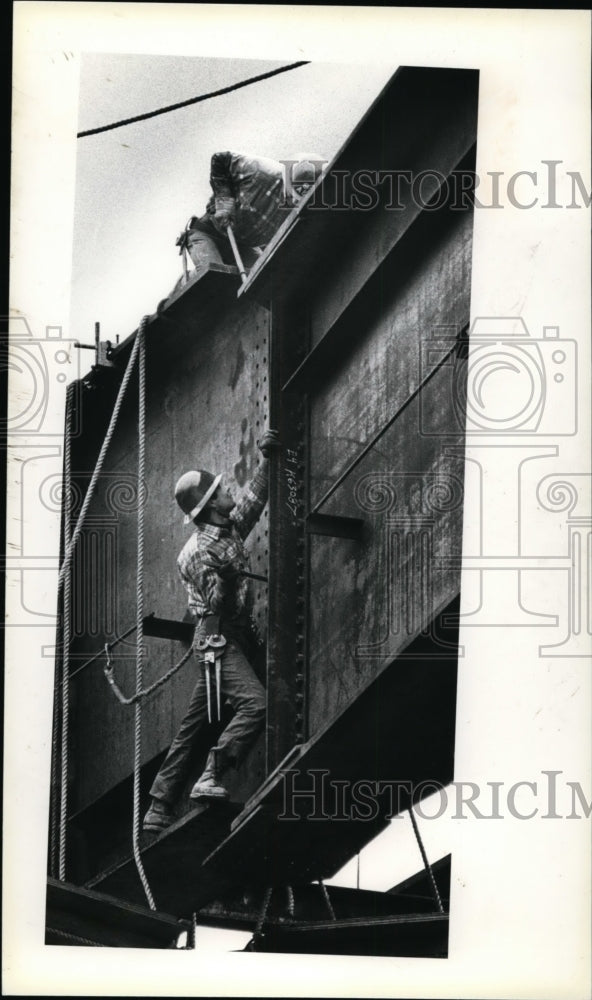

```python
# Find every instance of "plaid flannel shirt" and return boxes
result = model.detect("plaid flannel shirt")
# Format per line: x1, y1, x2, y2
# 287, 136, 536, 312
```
210, 151, 293, 248
177, 463, 268, 628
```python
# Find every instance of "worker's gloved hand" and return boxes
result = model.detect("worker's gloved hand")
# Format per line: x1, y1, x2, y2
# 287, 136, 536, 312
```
257, 429, 281, 458
204, 551, 241, 581
213, 196, 236, 231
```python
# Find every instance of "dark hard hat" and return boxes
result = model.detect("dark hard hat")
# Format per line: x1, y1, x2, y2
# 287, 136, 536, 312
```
175, 469, 222, 524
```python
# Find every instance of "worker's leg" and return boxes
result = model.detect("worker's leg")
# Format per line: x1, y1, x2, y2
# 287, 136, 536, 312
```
149, 659, 210, 806
215, 641, 266, 770
186, 230, 224, 268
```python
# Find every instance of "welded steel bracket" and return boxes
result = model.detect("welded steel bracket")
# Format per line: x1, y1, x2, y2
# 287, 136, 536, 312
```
306, 513, 364, 540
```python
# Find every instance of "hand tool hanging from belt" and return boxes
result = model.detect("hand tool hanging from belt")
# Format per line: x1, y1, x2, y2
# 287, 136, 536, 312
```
194, 615, 226, 722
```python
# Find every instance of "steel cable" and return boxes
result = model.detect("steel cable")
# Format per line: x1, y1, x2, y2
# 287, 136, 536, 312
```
408, 804, 445, 914
77, 61, 309, 138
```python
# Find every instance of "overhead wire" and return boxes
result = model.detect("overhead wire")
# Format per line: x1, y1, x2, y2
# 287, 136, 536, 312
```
77, 61, 310, 138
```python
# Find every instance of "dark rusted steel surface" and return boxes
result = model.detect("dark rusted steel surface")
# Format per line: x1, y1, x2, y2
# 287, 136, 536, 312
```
265, 299, 309, 770
67, 272, 271, 821
46, 877, 190, 948
91, 598, 456, 917
259, 67, 477, 755
86, 801, 241, 915
253, 912, 448, 957
195, 866, 450, 928
201, 601, 458, 888
307, 366, 466, 732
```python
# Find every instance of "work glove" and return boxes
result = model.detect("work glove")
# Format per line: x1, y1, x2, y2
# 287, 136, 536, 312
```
257, 429, 281, 458
213, 196, 236, 231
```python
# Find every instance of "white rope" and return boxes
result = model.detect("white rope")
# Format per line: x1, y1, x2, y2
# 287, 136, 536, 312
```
131, 321, 156, 910
49, 679, 60, 877
57, 325, 144, 592
103, 645, 193, 705
318, 880, 336, 921
58, 385, 74, 880
408, 804, 445, 914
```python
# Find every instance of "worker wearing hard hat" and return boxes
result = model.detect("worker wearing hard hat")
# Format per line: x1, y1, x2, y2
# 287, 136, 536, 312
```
143, 428, 280, 833
176, 151, 325, 273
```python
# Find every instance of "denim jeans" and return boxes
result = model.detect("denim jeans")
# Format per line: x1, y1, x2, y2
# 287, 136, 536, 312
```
149, 640, 265, 805
186, 227, 260, 269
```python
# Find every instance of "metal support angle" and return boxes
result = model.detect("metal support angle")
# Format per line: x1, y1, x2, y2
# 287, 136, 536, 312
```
306, 512, 364, 541
143, 615, 195, 641
75, 321, 119, 375
70, 613, 194, 681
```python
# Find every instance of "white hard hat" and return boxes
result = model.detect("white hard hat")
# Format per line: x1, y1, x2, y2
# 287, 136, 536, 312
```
175, 469, 222, 524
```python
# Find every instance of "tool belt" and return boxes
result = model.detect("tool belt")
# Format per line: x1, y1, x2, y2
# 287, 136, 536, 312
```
194, 613, 226, 651
194, 615, 226, 722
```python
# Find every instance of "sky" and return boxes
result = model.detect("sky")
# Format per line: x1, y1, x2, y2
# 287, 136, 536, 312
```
72, 55, 395, 357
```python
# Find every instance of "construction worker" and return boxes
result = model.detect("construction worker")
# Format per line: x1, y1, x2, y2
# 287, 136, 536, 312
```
143, 429, 280, 833
176, 151, 325, 273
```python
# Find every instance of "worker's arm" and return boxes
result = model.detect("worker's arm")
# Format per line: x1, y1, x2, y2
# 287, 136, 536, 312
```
232, 430, 280, 540
178, 544, 239, 616
210, 151, 238, 230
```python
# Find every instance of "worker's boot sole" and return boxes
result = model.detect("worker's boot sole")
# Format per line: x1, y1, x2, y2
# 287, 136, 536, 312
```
190, 783, 229, 801
143, 803, 174, 832
143, 820, 173, 833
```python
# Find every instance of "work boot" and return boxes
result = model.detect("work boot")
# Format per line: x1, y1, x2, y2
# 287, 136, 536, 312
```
190, 747, 229, 801
143, 799, 174, 832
